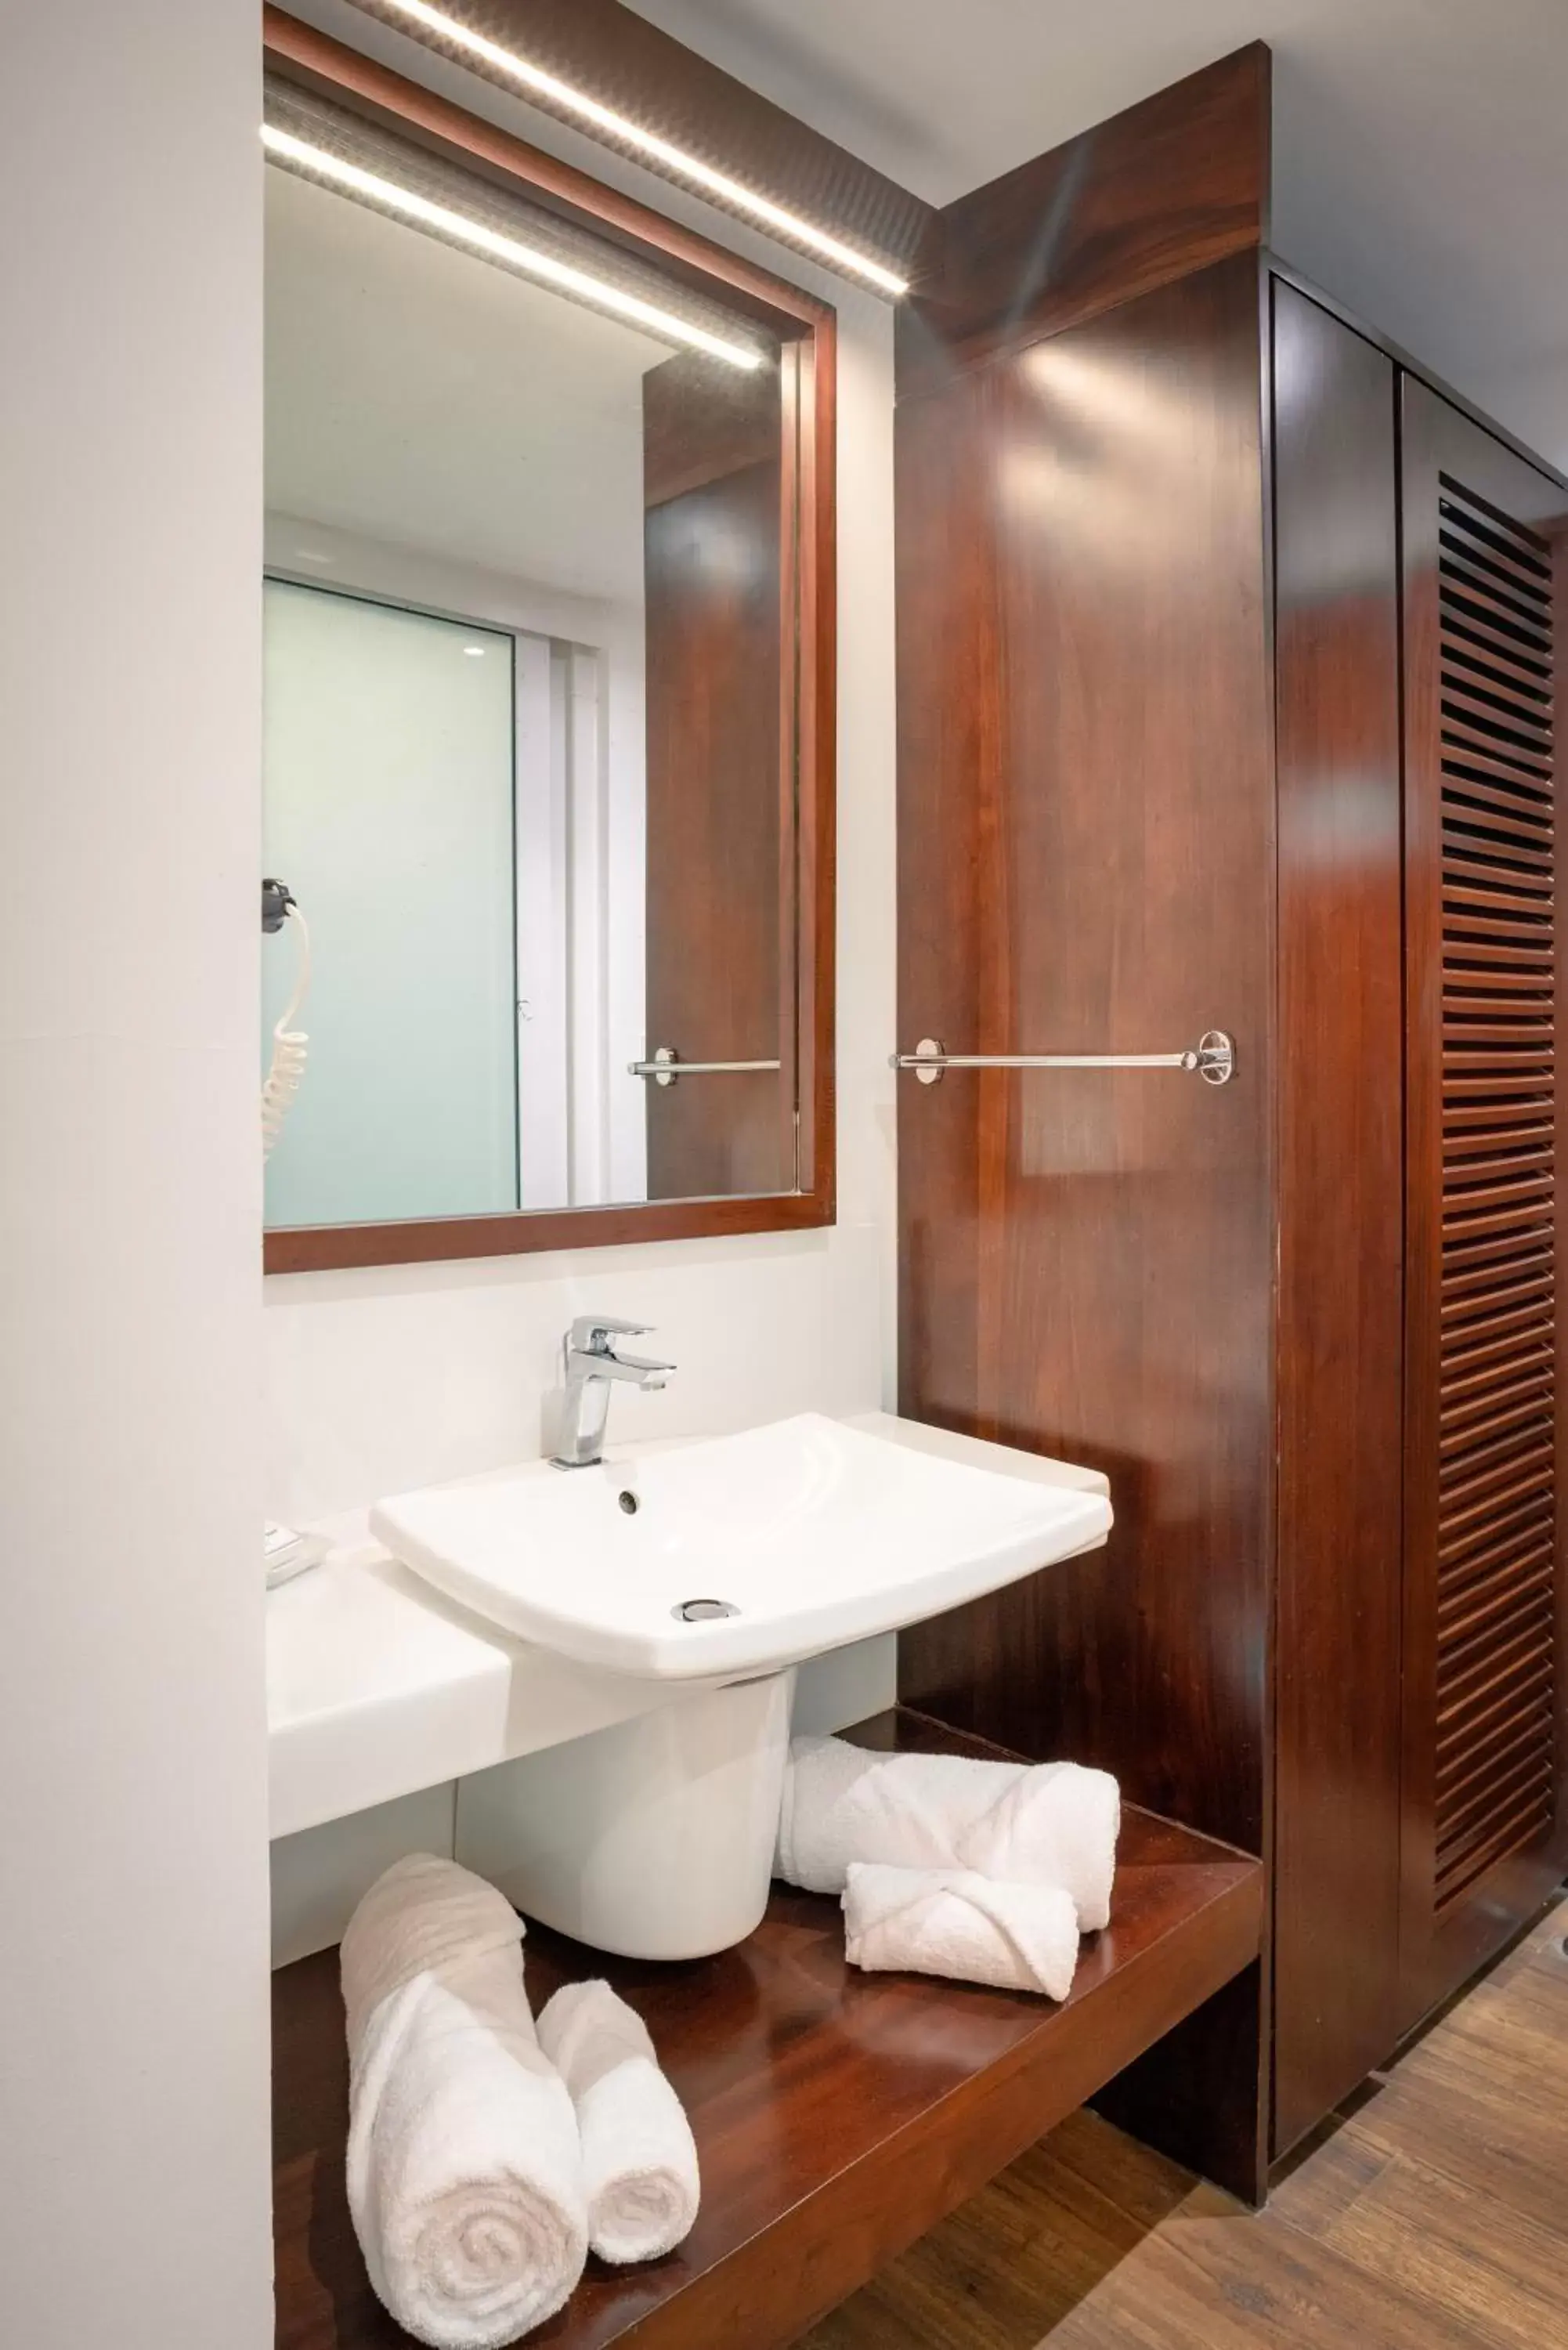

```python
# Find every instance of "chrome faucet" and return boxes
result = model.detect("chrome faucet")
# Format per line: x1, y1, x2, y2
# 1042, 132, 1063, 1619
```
551, 1315, 674, 1469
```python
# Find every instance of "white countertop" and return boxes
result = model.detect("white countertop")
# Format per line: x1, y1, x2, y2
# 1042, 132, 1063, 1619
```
267, 1412, 1109, 1841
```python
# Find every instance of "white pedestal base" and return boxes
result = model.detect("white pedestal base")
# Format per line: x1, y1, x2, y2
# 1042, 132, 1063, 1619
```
454, 1668, 796, 1960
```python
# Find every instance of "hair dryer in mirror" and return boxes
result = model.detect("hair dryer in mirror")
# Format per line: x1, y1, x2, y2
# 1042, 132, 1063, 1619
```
262, 877, 310, 1157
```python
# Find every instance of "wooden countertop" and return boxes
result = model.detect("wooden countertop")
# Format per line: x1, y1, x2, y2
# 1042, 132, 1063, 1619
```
273, 1707, 1261, 2350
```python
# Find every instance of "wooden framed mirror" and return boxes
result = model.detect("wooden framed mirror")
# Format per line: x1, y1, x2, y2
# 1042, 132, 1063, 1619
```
261, 9, 834, 1274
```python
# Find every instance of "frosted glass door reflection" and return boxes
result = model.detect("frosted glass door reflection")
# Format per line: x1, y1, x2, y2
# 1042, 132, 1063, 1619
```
262, 580, 517, 1225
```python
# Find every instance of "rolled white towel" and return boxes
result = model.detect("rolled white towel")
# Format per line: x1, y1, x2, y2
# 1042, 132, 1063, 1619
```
537, 1980, 699, 2265
843, 1863, 1082, 1999
341, 1854, 588, 2350
775, 1736, 1120, 1931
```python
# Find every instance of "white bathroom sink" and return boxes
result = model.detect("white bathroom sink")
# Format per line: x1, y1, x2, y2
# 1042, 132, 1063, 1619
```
370, 1411, 1112, 1683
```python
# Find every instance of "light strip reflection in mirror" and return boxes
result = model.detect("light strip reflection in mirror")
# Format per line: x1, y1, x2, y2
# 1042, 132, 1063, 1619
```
261, 125, 767, 369
364, 0, 910, 298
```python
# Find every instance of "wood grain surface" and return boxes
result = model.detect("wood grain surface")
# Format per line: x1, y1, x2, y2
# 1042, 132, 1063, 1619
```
898, 44, 1270, 395
272, 1710, 1262, 2349
896, 250, 1275, 1857
804, 1897, 1568, 2350
642, 352, 795, 1202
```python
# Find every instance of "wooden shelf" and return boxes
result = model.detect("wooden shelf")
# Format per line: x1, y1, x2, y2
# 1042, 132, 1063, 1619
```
273, 1708, 1263, 2350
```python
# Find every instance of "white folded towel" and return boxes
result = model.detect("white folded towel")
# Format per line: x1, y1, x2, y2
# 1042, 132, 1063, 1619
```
775, 1736, 1121, 1931
537, 1980, 700, 2266
340, 1854, 588, 2350
842, 1863, 1082, 1998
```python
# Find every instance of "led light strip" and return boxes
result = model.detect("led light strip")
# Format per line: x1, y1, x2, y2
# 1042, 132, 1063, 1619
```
262, 125, 764, 368
367, 0, 910, 298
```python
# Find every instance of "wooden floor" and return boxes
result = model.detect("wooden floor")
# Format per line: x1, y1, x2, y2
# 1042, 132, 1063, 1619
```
801, 1897, 1568, 2350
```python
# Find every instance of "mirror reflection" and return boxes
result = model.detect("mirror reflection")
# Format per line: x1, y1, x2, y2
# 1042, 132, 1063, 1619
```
262, 94, 798, 1231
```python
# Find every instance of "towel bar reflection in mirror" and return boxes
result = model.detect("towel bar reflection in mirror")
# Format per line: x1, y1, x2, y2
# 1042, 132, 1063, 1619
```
628, 1045, 785, 1088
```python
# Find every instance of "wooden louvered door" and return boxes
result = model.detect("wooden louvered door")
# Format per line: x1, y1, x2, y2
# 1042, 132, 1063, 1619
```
1400, 378, 1568, 2030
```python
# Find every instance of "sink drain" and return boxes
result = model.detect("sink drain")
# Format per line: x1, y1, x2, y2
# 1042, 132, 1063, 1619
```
672, 1598, 739, 1622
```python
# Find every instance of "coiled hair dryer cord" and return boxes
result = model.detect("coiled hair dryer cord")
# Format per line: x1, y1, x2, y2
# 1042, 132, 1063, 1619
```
262, 899, 311, 1158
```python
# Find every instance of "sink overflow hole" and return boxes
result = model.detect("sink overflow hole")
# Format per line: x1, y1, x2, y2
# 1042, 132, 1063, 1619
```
673, 1598, 740, 1622
617, 1490, 639, 1515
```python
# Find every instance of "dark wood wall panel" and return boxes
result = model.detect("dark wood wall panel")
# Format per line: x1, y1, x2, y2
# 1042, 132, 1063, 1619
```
890, 25, 1568, 2190
1270, 281, 1405, 2157
898, 45, 1270, 399
643, 356, 793, 1200
644, 345, 782, 509
1400, 378, 1568, 2030
888, 378, 992, 1427
897, 251, 1275, 1866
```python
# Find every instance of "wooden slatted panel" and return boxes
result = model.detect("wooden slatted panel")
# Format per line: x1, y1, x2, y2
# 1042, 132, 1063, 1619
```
1434, 472, 1558, 1913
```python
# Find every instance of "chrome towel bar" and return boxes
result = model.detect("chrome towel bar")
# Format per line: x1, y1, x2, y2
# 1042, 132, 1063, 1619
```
628, 1045, 783, 1087
891, 1031, 1236, 1086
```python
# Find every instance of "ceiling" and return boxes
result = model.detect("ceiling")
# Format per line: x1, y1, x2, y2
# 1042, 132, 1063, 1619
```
629, 0, 1568, 467
265, 164, 667, 603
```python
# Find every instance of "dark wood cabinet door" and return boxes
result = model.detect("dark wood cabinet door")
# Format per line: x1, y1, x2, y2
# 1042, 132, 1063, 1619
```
1400, 378, 1568, 2030
1270, 283, 1405, 2157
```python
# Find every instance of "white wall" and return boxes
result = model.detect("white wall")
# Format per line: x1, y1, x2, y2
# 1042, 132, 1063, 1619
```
0, 5, 273, 2345
1461, 351, 1568, 484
